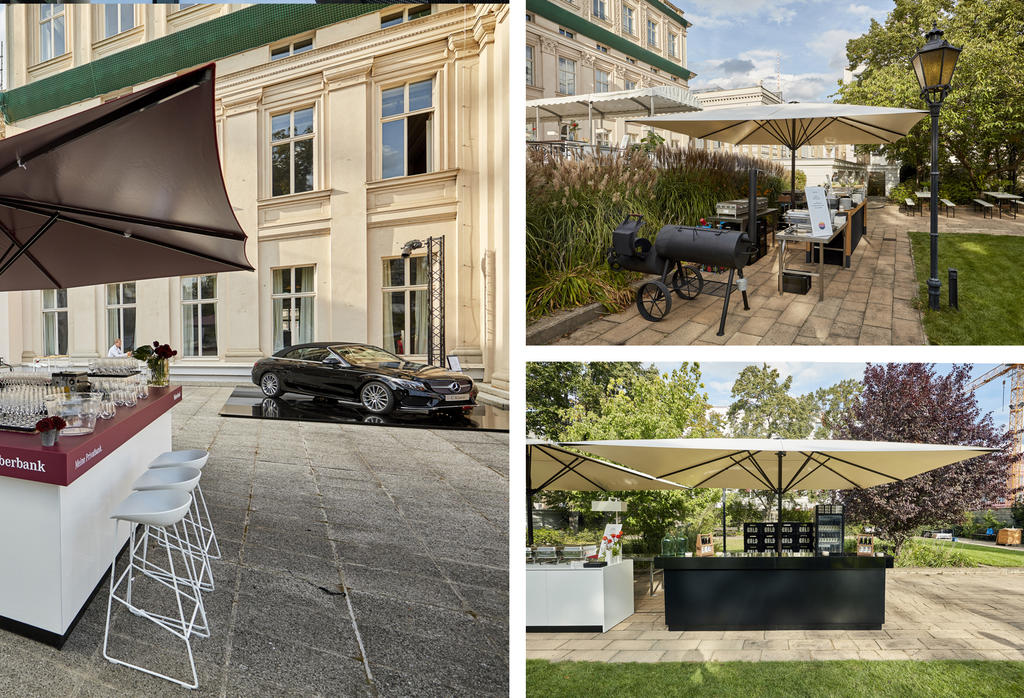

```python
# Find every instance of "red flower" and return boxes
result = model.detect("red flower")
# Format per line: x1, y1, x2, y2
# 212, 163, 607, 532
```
36, 416, 67, 432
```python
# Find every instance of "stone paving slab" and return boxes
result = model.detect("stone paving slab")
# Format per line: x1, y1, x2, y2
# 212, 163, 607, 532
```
0, 387, 508, 697
527, 567, 1024, 663
547, 202, 1024, 345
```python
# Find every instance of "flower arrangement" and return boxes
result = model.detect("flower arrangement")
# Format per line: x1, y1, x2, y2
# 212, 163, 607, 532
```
602, 530, 624, 559
37, 416, 67, 446
133, 341, 177, 387
36, 416, 67, 433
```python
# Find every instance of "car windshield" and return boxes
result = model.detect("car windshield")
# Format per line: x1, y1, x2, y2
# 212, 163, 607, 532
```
331, 345, 409, 368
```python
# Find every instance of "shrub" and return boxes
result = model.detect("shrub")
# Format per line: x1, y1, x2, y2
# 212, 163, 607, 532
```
529, 527, 605, 546
888, 180, 918, 204
525, 145, 785, 318
896, 539, 976, 568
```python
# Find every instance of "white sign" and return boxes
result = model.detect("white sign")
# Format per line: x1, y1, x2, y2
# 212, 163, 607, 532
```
804, 186, 834, 239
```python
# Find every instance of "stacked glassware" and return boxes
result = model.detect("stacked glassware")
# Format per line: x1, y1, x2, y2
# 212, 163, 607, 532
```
0, 384, 64, 431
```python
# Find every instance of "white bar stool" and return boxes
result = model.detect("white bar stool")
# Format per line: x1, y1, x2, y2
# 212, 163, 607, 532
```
133, 465, 214, 593
103, 489, 206, 690
150, 450, 220, 561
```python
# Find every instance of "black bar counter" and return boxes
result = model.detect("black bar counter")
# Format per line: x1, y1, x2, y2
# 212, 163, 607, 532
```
655, 555, 894, 631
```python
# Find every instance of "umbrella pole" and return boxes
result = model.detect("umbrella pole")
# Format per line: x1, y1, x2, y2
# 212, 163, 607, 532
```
791, 148, 797, 202
527, 447, 534, 546
777, 451, 783, 557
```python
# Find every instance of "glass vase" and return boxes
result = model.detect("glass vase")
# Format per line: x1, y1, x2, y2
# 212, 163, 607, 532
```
148, 358, 170, 387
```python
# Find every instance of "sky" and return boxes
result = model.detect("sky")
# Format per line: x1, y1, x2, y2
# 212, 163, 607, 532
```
652, 362, 1014, 429
682, 0, 897, 102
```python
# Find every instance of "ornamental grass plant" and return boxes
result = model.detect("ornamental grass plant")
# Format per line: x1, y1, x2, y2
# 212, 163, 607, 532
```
525, 145, 785, 320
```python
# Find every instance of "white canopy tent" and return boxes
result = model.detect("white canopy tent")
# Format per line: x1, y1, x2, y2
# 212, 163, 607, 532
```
526, 439, 685, 544
527, 85, 702, 145
563, 438, 996, 554
629, 102, 927, 195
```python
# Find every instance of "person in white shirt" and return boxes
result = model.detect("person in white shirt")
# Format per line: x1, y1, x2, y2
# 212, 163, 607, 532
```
107, 338, 127, 357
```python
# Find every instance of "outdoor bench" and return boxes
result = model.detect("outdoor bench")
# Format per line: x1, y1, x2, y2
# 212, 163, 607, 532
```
972, 199, 994, 218
940, 198, 956, 217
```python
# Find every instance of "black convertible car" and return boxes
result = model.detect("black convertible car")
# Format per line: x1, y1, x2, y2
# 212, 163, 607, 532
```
251, 342, 477, 415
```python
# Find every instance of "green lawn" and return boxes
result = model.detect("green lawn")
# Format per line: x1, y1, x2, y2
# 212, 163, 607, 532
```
917, 538, 1024, 567
908, 232, 1024, 344
526, 660, 1024, 697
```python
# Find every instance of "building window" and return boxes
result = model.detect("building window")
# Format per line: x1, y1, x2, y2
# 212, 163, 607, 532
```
271, 38, 313, 61
381, 4, 430, 28
39, 4, 66, 62
181, 275, 217, 358
526, 45, 535, 86
271, 107, 315, 197
595, 43, 608, 53
526, 13, 534, 22
42, 289, 68, 356
558, 28, 575, 39
382, 257, 428, 356
626, 57, 636, 64
558, 57, 576, 95
651, 67, 659, 74
381, 78, 434, 180
668, 32, 678, 58
594, 69, 609, 93
624, 78, 636, 90
592, 0, 607, 20
272, 266, 315, 351
647, 20, 658, 48
102, 4, 135, 39
106, 283, 136, 352
622, 6, 635, 35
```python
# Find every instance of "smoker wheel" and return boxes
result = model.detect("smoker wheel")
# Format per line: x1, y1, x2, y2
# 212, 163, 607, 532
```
671, 265, 704, 300
636, 280, 671, 322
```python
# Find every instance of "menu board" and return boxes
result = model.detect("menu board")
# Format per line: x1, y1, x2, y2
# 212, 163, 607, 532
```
804, 186, 834, 239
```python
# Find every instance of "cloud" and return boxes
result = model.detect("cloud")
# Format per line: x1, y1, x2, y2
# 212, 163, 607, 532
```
847, 3, 878, 20
807, 28, 860, 71
719, 58, 756, 74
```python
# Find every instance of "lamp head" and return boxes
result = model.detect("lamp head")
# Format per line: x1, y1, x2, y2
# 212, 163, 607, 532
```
912, 24, 961, 104
400, 239, 424, 259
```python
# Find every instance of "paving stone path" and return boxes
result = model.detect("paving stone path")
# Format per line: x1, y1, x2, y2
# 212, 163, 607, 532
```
0, 386, 509, 697
527, 568, 1024, 663
550, 201, 1024, 345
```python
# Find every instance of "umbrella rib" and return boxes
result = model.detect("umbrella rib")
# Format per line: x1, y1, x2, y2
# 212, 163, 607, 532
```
840, 116, 910, 141
782, 453, 816, 492
0, 204, 252, 273
534, 447, 616, 492
741, 451, 777, 490
788, 461, 825, 491
0, 68, 212, 181
657, 450, 745, 479
0, 196, 246, 241
730, 456, 774, 490
0, 213, 59, 278
801, 118, 838, 146
0, 223, 61, 288
819, 452, 903, 482
694, 122, 742, 141
690, 460, 743, 489
807, 454, 865, 490
760, 119, 791, 145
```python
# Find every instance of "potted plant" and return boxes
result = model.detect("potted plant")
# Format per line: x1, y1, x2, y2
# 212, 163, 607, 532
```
134, 341, 177, 387
37, 416, 67, 447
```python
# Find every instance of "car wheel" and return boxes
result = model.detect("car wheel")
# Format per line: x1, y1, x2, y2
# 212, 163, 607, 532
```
260, 372, 284, 398
360, 381, 395, 415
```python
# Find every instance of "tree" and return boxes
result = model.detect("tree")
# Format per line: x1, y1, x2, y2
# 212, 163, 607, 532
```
815, 378, 864, 439
1012, 498, 1024, 529
525, 361, 658, 438
836, 0, 1024, 193
727, 364, 818, 439
836, 363, 1011, 555
535, 363, 723, 552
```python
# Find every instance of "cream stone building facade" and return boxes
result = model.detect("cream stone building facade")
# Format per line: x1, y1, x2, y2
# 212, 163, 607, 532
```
0, 3, 508, 396
525, 0, 694, 147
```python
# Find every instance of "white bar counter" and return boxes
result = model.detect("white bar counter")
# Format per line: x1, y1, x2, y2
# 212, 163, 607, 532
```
526, 559, 633, 632
0, 386, 181, 647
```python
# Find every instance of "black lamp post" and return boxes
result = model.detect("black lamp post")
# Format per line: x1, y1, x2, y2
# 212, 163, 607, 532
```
912, 24, 961, 311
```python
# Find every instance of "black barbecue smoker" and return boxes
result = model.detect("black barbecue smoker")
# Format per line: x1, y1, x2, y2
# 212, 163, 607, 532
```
606, 169, 764, 336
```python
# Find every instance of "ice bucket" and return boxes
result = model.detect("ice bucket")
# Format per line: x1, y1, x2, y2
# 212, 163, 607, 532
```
52, 392, 103, 436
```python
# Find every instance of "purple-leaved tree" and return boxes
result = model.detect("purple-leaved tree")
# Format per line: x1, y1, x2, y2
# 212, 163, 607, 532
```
829, 364, 1011, 556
